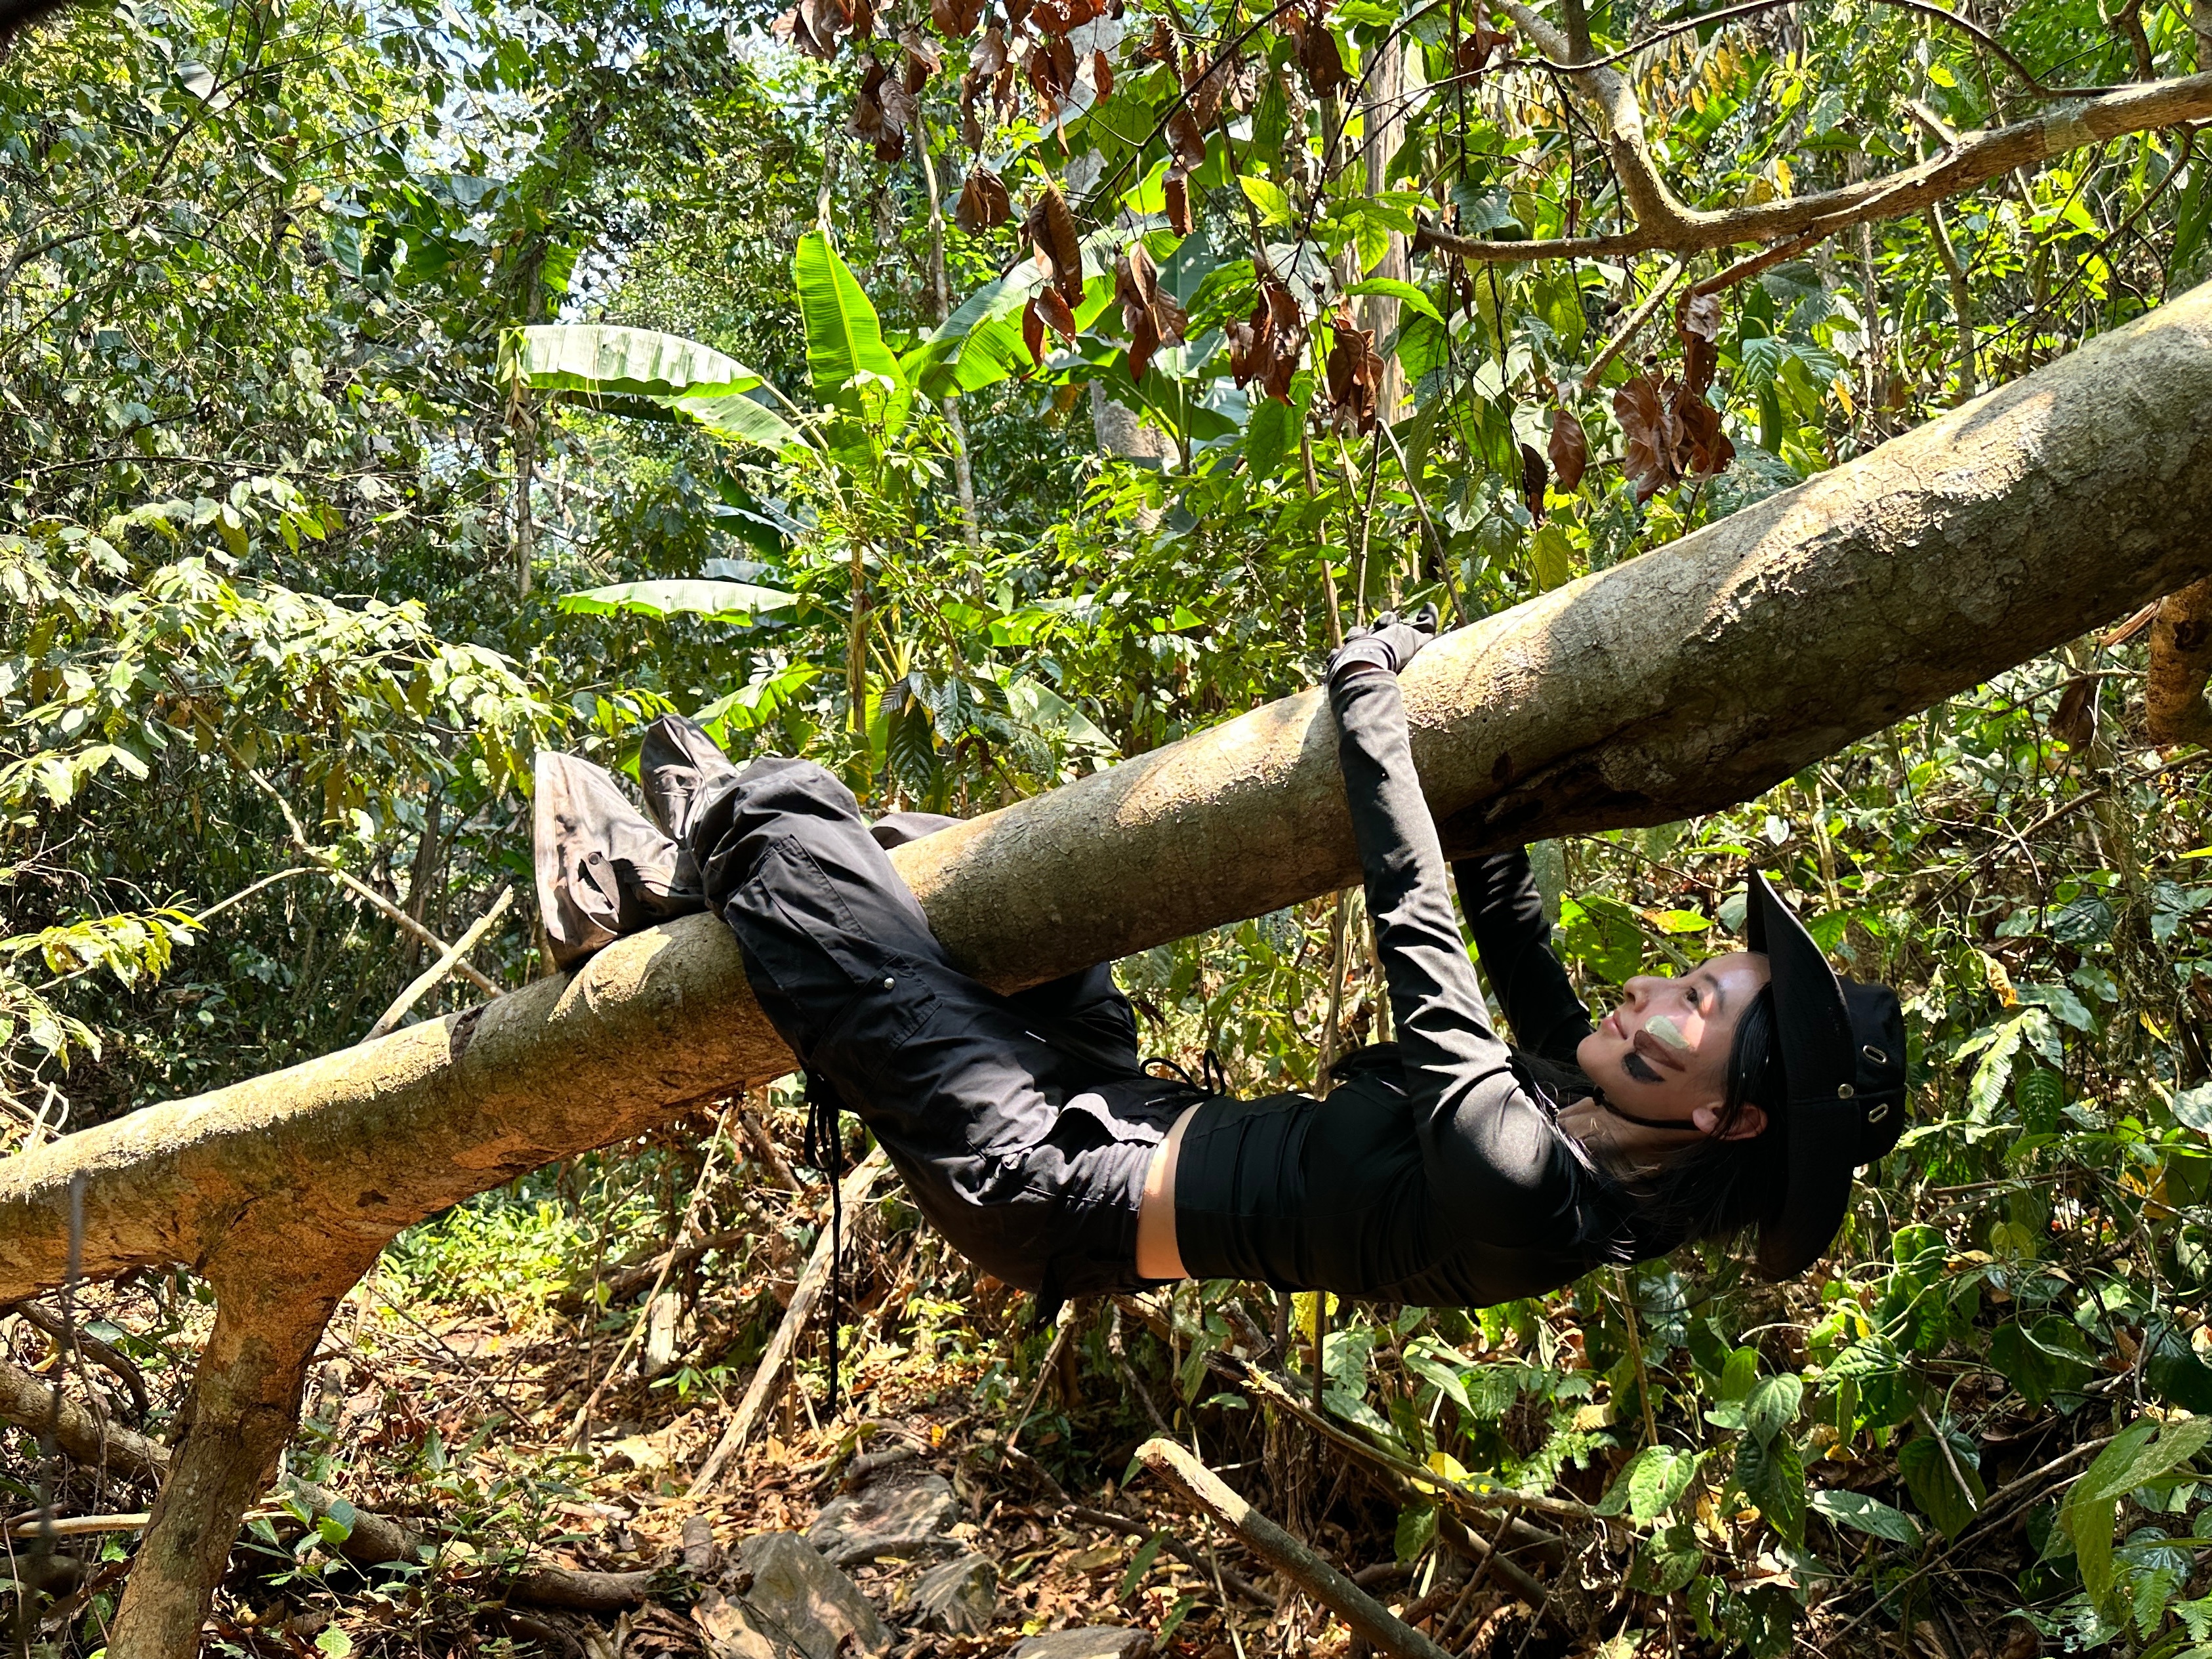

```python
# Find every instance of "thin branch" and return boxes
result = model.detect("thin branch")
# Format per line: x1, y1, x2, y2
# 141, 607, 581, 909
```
246, 769, 501, 998
365, 886, 512, 1040
1419, 71, 2212, 266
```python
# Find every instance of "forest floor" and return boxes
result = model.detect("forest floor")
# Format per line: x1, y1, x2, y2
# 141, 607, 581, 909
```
0, 1116, 2074, 1659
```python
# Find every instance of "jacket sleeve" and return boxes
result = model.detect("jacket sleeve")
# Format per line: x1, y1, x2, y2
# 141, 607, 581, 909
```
1328, 669, 1586, 1248
1452, 851, 1594, 1066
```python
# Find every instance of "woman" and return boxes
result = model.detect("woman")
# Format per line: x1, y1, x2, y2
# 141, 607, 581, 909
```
534, 613, 1908, 1315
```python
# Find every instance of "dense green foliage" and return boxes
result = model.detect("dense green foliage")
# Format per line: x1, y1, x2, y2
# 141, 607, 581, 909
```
7, 0, 2212, 1648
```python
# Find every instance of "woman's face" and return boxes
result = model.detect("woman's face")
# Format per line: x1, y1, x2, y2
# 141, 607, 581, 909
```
1574, 952, 1772, 1139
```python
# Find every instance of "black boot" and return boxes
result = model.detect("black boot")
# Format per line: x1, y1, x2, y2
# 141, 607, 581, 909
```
531, 752, 705, 971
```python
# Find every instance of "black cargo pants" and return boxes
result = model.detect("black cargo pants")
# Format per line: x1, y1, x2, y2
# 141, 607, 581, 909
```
685, 758, 1189, 1300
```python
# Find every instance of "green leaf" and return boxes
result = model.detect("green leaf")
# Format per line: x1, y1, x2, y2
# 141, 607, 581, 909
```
556, 580, 799, 624
1733, 1434, 1805, 1545
1342, 278, 1442, 325
1899, 1428, 1985, 1538
1616, 1445, 1700, 1521
668, 387, 799, 452
1989, 1315, 2095, 1406
2146, 1324, 2212, 1414
1245, 396, 1294, 478
908, 262, 1048, 399
1742, 1374, 1804, 1445
1238, 175, 1294, 228
1394, 1502, 1438, 1563
794, 228, 909, 429
1118, 1531, 1166, 1599
1628, 1522, 1703, 1594
510, 324, 760, 399
1811, 1488, 1922, 1545
1528, 523, 1574, 591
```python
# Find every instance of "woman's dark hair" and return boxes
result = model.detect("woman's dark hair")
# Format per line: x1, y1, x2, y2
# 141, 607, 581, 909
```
1513, 980, 1791, 1254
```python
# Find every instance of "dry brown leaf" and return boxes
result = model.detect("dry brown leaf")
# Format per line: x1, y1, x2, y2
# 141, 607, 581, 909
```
930, 0, 983, 35
1326, 311, 1382, 433
1090, 47, 1113, 97
1025, 182, 1086, 306
954, 167, 1012, 232
1115, 243, 1187, 381
900, 28, 941, 92
1520, 441, 1547, 522
1298, 13, 1347, 93
2050, 675, 2100, 750
1163, 171, 1193, 235
1672, 386, 1734, 476
1548, 406, 1588, 493
1035, 286, 1078, 345
1680, 290, 1723, 396
1614, 374, 1678, 502
1166, 107, 1208, 173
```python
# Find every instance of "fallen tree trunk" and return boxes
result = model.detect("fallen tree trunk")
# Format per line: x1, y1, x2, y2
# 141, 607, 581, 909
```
3, 278, 2211, 1654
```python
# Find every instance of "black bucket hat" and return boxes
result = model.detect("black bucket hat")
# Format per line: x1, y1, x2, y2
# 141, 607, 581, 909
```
1745, 872, 1908, 1280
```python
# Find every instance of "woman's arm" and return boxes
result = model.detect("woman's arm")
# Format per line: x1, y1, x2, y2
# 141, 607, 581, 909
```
1328, 655, 1580, 1241
1453, 851, 1593, 1065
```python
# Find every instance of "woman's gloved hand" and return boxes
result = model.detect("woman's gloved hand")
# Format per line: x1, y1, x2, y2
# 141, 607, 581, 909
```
1327, 605, 1440, 686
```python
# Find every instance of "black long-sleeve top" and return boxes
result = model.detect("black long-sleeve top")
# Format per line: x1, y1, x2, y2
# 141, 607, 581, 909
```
1173, 669, 1671, 1305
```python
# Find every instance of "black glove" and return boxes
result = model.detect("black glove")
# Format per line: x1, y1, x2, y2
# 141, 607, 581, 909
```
1327, 605, 1439, 686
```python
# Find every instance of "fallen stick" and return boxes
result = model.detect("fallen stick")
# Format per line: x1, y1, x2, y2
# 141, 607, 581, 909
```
0, 1356, 651, 1606
10, 1299, 151, 1421
689, 1145, 890, 1492
1134, 1439, 1454, 1659
367, 885, 514, 1040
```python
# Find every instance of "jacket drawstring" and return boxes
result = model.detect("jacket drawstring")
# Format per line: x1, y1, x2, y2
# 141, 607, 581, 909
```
802, 1070, 845, 1417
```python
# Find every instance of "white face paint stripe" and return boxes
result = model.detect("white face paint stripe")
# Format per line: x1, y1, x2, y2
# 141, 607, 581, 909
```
1644, 1014, 1692, 1052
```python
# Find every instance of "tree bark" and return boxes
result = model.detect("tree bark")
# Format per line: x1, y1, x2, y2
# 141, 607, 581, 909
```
1, 278, 2211, 1320
107, 1265, 364, 1656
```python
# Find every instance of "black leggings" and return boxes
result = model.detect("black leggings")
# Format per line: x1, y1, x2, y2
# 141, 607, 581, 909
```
686, 758, 1189, 1301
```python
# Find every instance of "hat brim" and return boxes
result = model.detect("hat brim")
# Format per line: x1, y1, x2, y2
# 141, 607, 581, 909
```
1745, 872, 1860, 1280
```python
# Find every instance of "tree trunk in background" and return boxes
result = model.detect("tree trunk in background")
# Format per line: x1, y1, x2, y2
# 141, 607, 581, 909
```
1359, 35, 1408, 419
13, 274, 2212, 1657
1091, 384, 1167, 529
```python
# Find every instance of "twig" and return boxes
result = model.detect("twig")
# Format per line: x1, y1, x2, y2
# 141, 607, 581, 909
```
1136, 1438, 1455, 1659
568, 1109, 732, 1442
245, 769, 501, 997
366, 886, 512, 1040
739, 1103, 803, 1192
1064, 1502, 1277, 1608
1576, 258, 1689, 392
689, 1145, 890, 1492
9, 1301, 148, 1422
1002, 1303, 1078, 1465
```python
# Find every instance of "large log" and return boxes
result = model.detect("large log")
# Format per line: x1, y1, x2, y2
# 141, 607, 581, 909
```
16, 254, 2212, 1659
3, 281, 2211, 1314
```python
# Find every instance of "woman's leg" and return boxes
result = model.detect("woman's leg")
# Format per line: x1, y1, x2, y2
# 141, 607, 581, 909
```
680, 754, 1159, 1291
